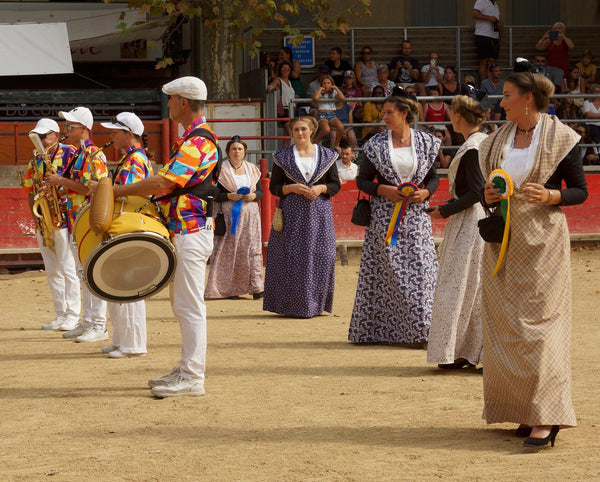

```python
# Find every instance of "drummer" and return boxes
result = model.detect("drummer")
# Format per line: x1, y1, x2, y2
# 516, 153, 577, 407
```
111, 77, 218, 398
90, 112, 153, 358
44, 107, 109, 344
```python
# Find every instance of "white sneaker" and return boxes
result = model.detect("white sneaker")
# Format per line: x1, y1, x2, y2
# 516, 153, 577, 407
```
62, 323, 86, 339
102, 344, 118, 353
74, 326, 109, 343
58, 318, 79, 331
147, 367, 181, 388
151, 378, 205, 398
41, 317, 65, 330
108, 349, 145, 359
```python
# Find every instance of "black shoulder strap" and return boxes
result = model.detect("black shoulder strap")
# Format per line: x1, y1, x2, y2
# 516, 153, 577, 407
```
152, 127, 222, 202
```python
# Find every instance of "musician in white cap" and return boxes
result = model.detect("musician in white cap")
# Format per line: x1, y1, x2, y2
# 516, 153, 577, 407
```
22, 118, 81, 331
112, 76, 219, 397
92, 112, 153, 358
44, 107, 109, 343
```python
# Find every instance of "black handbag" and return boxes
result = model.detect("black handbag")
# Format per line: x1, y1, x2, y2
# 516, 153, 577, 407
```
214, 207, 226, 236
477, 204, 505, 243
351, 191, 371, 227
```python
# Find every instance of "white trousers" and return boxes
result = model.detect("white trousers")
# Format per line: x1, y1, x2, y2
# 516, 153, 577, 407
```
37, 228, 80, 321
172, 229, 213, 381
107, 301, 146, 353
70, 241, 107, 328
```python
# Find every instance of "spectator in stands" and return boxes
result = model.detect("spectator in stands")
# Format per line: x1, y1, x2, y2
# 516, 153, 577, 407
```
389, 40, 422, 90
576, 49, 597, 84
556, 91, 583, 124
268, 47, 302, 84
423, 85, 450, 126
267, 61, 297, 147
333, 100, 358, 147
325, 47, 353, 88
583, 83, 600, 143
575, 126, 599, 165
421, 52, 445, 92
536, 22, 574, 78
307, 65, 331, 117
371, 64, 396, 96
361, 85, 386, 141
342, 70, 363, 121
480, 63, 505, 120
313, 75, 346, 149
430, 128, 452, 168
438, 65, 463, 105
562, 66, 586, 107
355, 46, 378, 96
336, 136, 358, 181
533, 53, 564, 90
472, 0, 502, 85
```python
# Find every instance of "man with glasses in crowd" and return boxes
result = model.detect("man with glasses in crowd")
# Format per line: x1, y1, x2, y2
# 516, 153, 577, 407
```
534, 54, 564, 89
44, 107, 109, 343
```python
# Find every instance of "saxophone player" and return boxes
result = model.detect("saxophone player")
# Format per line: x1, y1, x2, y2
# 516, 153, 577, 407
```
44, 107, 109, 344
23, 119, 81, 331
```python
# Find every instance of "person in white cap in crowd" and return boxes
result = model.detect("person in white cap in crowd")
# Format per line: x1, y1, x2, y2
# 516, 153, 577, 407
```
22, 118, 81, 331
87, 112, 152, 358
44, 107, 109, 343
111, 77, 219, 397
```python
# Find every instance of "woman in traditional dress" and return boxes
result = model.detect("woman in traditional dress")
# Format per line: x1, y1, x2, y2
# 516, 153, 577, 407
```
426, 93, 488, 369
348, 91, 440, 345
480, 60, 587, 448
263, 116, 340, 318
205, 136, 264, 300
97, 112, 152, 358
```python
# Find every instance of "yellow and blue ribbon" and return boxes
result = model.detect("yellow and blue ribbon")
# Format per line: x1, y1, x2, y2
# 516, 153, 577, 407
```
488, 169, 514, 277
230, 186, 251, 235
385, 182, 418, 246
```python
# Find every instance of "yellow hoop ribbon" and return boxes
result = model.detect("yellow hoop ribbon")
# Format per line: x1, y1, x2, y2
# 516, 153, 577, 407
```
385, 182, 418, 246
489, 169, 514, 277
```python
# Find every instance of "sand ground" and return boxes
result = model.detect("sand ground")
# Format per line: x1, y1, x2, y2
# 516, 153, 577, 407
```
1, 249, 599, 481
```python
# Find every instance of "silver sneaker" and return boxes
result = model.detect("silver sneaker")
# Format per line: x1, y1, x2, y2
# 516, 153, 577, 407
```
41, 317, 65, 330
108, 349, 145, 359
58, 317, 79, 331
147, 367, 181, 388
74, 326, 109, 343
62, 323, 86, 339
101, 344, 118, 353
151, 378, 205, 398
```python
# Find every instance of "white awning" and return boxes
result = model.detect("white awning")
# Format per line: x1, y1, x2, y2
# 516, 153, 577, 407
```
0, 23, 73, 76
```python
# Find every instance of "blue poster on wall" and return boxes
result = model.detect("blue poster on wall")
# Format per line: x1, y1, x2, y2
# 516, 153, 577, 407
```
283, 36, 315, 68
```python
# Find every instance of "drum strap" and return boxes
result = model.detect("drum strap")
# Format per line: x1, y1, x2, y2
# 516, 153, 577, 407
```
152, 128, 223, 203
110, 148, 145, 183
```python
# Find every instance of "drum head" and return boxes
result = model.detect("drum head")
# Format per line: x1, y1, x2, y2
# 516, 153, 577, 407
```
84, 232, 176, 302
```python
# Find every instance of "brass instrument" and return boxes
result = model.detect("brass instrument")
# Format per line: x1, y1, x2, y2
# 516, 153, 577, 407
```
28, 133, 65, 248
84, 141, 113, 182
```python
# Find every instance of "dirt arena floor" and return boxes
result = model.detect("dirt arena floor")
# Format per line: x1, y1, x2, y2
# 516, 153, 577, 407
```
1, 248, 599, 481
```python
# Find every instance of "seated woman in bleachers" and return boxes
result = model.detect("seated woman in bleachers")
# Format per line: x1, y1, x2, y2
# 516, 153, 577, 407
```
313, 75, 346, 149
355, 46, 378, 96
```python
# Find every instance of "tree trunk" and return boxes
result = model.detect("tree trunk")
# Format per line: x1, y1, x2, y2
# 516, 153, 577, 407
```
199, 20, 239, 99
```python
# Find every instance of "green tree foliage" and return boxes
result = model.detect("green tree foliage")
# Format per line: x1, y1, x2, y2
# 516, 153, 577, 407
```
125, 0, 372, 98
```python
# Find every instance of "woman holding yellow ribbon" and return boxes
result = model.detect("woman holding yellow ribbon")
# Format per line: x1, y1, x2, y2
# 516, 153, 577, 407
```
348, 90, 440, 345
480, 59, 588, 448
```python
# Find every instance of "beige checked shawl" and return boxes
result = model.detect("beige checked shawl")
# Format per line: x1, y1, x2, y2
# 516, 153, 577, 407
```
478, 114, 579, 426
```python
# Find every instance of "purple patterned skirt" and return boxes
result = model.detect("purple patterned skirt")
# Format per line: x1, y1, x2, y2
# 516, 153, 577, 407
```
263, 193, 336, 318
348, 196, 438, 343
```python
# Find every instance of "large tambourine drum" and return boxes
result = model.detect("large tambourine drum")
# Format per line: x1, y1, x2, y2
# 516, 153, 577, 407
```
73, 196, 176, 302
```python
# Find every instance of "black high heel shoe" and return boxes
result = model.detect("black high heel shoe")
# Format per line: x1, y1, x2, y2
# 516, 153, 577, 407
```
523, 425, 559, 448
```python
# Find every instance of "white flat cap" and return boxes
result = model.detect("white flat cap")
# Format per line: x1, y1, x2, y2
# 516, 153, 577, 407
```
30, 118, 60, 135
162, 76, 208, 100
101, 112, 145, 136
58, 107, 94, 130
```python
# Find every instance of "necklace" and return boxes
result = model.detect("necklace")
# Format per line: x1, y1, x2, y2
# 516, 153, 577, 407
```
516, 125, 536, 138
392, 131, 409, 144
230, 160, 244, 170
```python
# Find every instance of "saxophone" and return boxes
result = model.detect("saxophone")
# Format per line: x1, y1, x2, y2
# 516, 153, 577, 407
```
84, 141, 113, 182
29, 133, 66, 248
